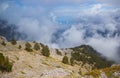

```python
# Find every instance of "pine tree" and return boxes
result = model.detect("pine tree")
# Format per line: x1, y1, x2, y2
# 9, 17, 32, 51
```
25, 42, 33, 52
34, 43, 40, 50
62, 55, 69, 64
18, 45, 22, 49
41, 46, 50, 57
11, 38, 17, 45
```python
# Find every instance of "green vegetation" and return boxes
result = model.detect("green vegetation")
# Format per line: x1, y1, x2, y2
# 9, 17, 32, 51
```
11, 38, 17, 45
0, 53, 13, 72
56, 49, 62, 56
84, 65, 120, 78
42, 61, 50, 66
41, 45, 50, 57
85, 69, 100, 78
102, 65, 120, 77
21, 71, 25, 74
33, 42, 40, 50
28, 65, 33, 69
70, 57, 75, 66
18, 45, 22, 49
62, 55, 69, 64
56, 66, 61, 68
25, 42, 33, 52
40, 43, 44, 47
71, 45, 113, 69
1, 41, 6, 46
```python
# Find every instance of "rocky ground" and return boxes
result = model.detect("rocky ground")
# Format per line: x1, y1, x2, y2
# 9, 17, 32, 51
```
0, 36, 120, 78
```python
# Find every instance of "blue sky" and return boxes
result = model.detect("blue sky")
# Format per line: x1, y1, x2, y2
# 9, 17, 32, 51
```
0, 0, 120, 62
0, 0, 119, 24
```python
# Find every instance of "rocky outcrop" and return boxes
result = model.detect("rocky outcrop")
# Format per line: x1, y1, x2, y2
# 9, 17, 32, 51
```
40, 68, 72, 78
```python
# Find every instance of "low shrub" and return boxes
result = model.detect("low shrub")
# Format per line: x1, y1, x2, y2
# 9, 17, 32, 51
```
0, 53, 13, 72
56, 49, 62, 56
25, 42, 33, 52
1, 41, 6, 46
70, 57, 75, 66
18, 45, 22, 49
11, 38, 17, 45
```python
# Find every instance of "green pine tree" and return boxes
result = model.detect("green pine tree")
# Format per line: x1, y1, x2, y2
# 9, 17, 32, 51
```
34, 43, 40, 50
18, 45, 22, 49
11, 38, 17, 45
25, 42, 33, 52
62, 55, 69, 64
41, 46, 50, 57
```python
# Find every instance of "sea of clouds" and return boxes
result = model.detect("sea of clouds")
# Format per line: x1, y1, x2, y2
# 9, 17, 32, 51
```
0, 0, 120, 62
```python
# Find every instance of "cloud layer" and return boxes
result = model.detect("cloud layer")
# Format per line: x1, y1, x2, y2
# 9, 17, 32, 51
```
0, 0, 120, 62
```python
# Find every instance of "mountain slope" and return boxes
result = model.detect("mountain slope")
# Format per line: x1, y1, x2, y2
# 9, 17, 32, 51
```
70, 45, 113, 69
84, 65, 120, 78
0, 36, 119, 78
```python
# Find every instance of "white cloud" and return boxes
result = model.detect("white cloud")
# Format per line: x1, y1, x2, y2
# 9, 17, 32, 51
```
98, 0, 120, 7
58, 26, 85, 48
17, 18, 40, 37
0, 3, 9, 12
85, 4, 103, 15
51, 4, 120, 62
17, 18, 58, 45
0, 0, 120, 62
87, 36, 120, 61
